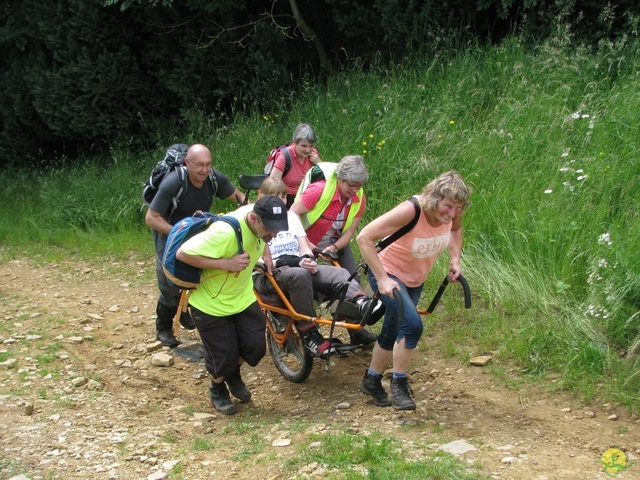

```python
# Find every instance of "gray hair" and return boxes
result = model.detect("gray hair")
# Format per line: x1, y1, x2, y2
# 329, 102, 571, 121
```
420, 171, 471, 212
335, 155, 369, 184
292, 123, 317, 144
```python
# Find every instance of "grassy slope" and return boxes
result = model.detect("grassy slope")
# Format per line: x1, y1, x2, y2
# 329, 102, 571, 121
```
1, 36, 639, 410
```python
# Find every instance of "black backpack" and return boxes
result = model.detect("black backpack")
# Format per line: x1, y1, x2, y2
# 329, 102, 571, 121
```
142, 143, 218, 215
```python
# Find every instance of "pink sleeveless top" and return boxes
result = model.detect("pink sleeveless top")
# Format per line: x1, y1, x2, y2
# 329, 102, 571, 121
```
379, 200, 452, 287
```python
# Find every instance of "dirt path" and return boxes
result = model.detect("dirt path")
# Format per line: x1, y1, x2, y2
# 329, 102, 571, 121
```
0, 255, 638, 480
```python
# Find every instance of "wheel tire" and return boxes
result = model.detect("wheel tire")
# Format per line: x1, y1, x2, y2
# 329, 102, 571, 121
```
265, 311, 313, 383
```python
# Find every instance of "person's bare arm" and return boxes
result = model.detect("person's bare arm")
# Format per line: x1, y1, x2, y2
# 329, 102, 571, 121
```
145, 208, 173, 236
356, 201, 418, 296
176, 248, 251, 272
447, 216, 464, 281
269, 168, 284, 180
227, 187, 247, 206
290, 199, 309, 217
325, 217, 361, 254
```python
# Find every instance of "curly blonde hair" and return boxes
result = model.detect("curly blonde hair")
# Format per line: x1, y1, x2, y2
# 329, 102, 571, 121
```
419, 171, 471, 212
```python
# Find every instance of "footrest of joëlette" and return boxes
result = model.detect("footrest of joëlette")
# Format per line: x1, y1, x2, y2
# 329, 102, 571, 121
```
329, 337, 360, 354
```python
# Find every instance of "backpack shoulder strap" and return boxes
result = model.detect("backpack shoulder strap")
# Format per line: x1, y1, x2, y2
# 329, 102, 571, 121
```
169, 166, 189, 216
207, 169, 219, 197
281, 147, 293, 177
375, 197, 421, 253
217, 216, 244, 254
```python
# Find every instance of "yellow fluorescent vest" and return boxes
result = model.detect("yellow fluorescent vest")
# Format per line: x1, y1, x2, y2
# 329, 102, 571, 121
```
295, 162, 363, 232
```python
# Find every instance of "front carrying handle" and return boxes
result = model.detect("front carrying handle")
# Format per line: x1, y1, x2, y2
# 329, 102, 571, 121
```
426, 274, 471, 313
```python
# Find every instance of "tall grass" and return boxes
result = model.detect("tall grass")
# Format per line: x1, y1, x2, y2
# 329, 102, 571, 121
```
1, 35, 639, 409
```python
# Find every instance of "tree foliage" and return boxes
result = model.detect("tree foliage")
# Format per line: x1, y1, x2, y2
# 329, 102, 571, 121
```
0, 0, 637, 165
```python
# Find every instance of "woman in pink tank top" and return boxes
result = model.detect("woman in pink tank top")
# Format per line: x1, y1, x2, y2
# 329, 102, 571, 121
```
355, 171, 471, 411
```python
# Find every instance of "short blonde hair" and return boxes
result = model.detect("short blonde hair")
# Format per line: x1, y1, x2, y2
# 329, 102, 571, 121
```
419, 171, 471, 212
260, 177, 287, 196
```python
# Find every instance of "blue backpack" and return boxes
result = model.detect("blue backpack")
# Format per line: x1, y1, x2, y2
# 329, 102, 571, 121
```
162, 212, 243, 289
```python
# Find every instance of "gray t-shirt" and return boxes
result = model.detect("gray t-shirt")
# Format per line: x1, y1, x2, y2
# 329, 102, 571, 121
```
149, 167, 236, 254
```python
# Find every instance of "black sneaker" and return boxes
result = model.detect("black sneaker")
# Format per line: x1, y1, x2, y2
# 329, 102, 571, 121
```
359, 370, 391, 407
303, 327, 335, 358
156, 330, 179, 348
209, 381, 238, 415
357, 297, 385, 325
225, 367, 251, 403
348, 327, 378, 346
390, 376, 416, 411
179, 311, 196, 330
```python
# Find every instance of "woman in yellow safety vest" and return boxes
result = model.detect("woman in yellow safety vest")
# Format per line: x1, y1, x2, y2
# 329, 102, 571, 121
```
291, 155, 368, 277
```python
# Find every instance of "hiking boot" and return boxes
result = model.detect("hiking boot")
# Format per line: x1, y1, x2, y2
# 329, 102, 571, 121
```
179, 311, 196, 330
156, 330, 179, 348
359, 370, 391, 407
209, 381, 238, 415
390, 376, 416, 411
156, 302, 180, 348
303, 327, 335, 358
225, 367, 251, 403
357, 297, 385, 325
348, 327, 378, 347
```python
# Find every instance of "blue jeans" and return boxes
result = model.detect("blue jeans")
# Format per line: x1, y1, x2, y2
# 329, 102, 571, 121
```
369, 271, 424, 350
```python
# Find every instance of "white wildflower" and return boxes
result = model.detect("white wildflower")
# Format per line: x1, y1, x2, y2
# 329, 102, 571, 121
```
598, 232, 612, 246
571, 111, 581, 119
577, 175, 588, 181
544, 189, 553, 194
586, 304, 610, 319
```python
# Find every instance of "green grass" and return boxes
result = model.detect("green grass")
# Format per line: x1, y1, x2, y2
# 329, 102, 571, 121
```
0, 458, 23, 479
232, 434, 265, 461
178, 405, 195, 415
1, 32, 639, 414
191, 436, 216, 451
285, 431, 488, 479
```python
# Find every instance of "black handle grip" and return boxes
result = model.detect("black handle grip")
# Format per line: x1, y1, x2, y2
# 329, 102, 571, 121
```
312, 248, 338, 261
426, 274, 471, 313
394, 288, 405, 324
362, 289, 404, 326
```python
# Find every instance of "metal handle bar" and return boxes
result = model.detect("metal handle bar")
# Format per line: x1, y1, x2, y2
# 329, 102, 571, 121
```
312, 248, 339, 262
424, 274, 471, 313
365, 274, 471, 325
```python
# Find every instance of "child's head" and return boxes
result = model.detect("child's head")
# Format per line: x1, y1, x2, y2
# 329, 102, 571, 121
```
260, 177, 287, 202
